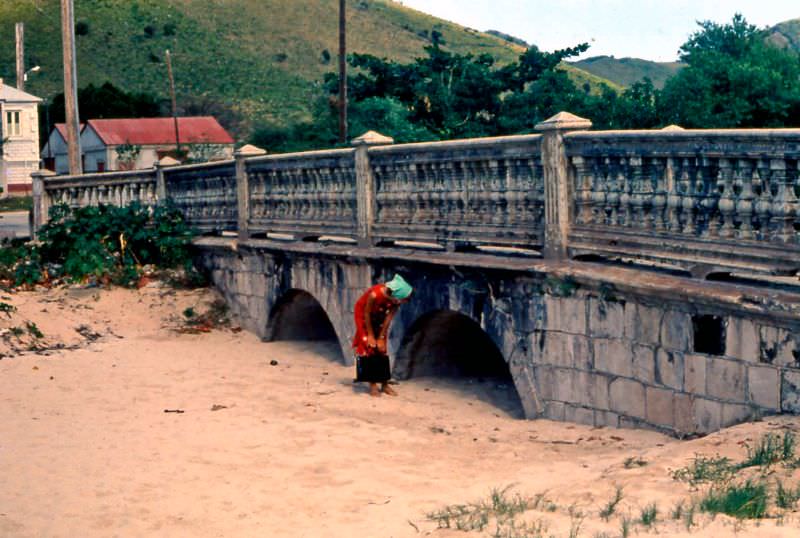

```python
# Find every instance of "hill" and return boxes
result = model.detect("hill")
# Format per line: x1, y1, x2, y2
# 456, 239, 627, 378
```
768, 17, 800, 52
568, 56, 682, 89
0, 0, 616, 139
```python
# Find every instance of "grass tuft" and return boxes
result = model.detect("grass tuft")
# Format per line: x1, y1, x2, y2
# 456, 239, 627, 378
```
775, 480, 800, 509
639, 502, 657, 527
740, 432, 795, 469
599, 486, 623, 520
699, 480, 769, 519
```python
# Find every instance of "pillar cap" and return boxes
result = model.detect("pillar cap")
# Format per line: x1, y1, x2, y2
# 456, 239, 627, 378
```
235, 144, 267, 157
351, 130, 394, 146
157, 156, 181, 167
535, 112, 592, 132
31, 169, 57, 177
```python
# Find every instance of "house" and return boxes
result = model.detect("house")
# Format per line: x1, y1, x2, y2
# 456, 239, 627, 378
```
43, 116, 235, 174
81, 117, 234, 172
0, 78, 41, 196
41, 123, 83, 175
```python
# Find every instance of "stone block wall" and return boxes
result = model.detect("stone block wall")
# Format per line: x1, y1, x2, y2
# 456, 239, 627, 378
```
534, 292, 800, 436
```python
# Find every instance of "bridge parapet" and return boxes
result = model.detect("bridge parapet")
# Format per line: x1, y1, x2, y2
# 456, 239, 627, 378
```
368, 134, 545, 251
566, 129, 800, 275
31, 114, 800, 277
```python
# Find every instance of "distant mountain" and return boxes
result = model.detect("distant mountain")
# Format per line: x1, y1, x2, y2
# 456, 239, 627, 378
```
569, 56, 683, 89
768, 18, 800, 52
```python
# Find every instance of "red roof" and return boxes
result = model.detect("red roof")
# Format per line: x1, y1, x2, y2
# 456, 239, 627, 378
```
53, 123, 85, 140
85, 117, 234, 146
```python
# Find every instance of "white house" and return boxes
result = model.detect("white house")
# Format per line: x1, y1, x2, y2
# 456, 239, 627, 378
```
82, 117, 234, 172
43, 116, 235, 174
0, 78, 41, 196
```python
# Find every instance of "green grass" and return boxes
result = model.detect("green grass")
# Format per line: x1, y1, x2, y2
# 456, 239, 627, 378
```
699, 480, 769, 519
775, 480, 800, 509
740, 431, 795, 468
0, 196, 32, 213
599, 486, 623, 520
639, 503, 657, 527
426, 486, 530, 532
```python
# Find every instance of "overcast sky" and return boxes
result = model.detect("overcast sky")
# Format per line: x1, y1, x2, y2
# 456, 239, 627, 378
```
392, 1, 799, 62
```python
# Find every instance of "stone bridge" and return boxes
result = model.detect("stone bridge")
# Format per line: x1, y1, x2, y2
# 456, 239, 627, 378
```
31, 113, 800, 436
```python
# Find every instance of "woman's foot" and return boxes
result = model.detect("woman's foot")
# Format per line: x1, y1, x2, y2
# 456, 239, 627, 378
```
369, 383, 381, 397
381, 383, 398, 396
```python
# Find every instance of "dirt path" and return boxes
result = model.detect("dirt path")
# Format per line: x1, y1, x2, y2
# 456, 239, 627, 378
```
0, 285, 798, 537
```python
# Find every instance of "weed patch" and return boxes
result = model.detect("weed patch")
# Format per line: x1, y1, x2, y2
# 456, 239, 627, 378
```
599, 486, 623, 520
671, 454, 736, 485
699, 480, 768, 519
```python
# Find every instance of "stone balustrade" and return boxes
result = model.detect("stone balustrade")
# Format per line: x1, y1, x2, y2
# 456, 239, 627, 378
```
162, 160, 237, 234
566, 129, 800, 275
31, 113, 800, 277
245, 149, 357, 240
369, 134, 545, 250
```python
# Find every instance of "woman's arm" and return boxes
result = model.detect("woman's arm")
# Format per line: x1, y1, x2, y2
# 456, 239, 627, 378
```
364, 291, 378, 349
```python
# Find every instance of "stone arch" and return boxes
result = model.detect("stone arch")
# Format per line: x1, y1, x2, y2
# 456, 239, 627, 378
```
394, 309, 523, 414
266, 289, 346, 363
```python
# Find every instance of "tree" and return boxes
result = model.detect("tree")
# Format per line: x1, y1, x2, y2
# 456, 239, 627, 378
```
659, 14, 800, 128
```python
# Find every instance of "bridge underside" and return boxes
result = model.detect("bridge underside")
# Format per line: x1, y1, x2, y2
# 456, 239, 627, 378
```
195, 237, 800, 437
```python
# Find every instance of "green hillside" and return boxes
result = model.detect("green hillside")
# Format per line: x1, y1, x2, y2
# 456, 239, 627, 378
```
569, 56, 683, 89
0, 0, 533, 135
768, 18, 800, 51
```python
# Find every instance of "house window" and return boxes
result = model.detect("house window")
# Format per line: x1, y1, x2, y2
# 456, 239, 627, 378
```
5, 110, 22, 137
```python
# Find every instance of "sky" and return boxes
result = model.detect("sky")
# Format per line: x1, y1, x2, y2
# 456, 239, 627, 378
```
392, 1, 800, 62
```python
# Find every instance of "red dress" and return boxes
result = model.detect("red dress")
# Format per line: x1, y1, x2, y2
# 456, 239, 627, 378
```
352, 284, 398, 357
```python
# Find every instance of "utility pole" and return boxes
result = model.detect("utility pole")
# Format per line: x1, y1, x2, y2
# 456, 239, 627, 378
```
165, 50, 181, 158
16, 23, 25, 91
61, 0, 82, 175
338, 0, 348, 143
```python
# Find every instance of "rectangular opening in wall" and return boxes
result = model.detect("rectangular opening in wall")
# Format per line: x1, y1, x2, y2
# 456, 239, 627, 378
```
692, 314, 725, 355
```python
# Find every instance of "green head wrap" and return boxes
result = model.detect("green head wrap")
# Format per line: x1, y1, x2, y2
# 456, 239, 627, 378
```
386, 274, 413, 300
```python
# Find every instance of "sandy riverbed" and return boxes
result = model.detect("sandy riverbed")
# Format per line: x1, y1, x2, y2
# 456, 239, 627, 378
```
1, 284, 799, 537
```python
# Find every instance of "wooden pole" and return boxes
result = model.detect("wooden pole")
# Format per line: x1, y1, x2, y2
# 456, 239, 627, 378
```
338, 0, 348, 143
165, 50, 181, 159
16, 23, 25, 91
61, 0, 82, 175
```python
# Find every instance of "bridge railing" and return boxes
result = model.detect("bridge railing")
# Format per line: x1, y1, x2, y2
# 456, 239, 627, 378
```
244, 148, 357, 240
30, 112, 800, 276
368, 135, 544, 251
565, 129, 800, 275
162, 160, 238, 234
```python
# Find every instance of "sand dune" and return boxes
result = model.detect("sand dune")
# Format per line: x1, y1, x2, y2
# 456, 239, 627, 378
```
1, 285, 799, 537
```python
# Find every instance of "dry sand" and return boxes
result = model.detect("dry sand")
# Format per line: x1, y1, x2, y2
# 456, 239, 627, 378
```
1, 284, 799, 537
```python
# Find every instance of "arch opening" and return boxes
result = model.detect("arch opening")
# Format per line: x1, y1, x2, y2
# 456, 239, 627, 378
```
268, 289, 344, 362
396, 310, 523, 416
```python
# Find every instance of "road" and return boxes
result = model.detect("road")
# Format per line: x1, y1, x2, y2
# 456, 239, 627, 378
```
0, 211, 31, 240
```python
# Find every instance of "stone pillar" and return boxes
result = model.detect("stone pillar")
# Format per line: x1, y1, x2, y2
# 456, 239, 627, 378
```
155, 156, 181, 202
535, 112, 592, 260
31, 169, 56, 238
234, 144, 267, 241
351, 131, 393, 248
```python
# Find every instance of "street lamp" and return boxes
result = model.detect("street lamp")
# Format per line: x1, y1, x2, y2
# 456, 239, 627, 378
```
24, 65, 41, 83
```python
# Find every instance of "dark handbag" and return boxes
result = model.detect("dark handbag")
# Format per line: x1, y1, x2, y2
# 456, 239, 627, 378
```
355, 354, 391, 383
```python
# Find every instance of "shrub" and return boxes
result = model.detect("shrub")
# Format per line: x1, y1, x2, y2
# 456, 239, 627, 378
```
75, 21, 89, 36
24, 201, 196, 287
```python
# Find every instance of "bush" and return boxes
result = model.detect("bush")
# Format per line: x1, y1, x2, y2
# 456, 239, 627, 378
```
699, 480, 768, 519
75, 21, 89, 36
0, 202, 196, 288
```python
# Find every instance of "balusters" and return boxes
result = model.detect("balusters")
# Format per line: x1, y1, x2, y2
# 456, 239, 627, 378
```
735, 159, 755, 240
771, 158, 798, 243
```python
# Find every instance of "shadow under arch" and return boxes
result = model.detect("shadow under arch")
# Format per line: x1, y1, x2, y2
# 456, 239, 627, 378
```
267, 289, 345, 363
395, 309, 523, 417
